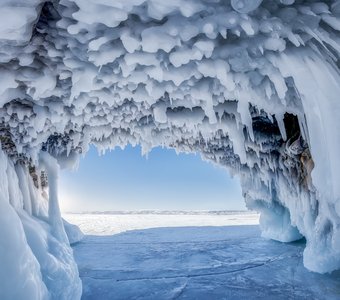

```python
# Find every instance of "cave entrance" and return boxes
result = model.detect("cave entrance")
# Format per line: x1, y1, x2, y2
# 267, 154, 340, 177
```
57, 144, 318, 300
60, 144, 257, 235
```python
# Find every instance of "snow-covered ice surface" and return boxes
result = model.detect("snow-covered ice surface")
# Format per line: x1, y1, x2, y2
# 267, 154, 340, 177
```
63, 212, 259, 235
70, 214, 340, 299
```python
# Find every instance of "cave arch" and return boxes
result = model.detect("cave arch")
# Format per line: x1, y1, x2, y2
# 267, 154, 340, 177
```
1, 0, 340, 299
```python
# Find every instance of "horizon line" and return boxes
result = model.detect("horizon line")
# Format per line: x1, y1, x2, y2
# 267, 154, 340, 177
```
62, 209, 257, 215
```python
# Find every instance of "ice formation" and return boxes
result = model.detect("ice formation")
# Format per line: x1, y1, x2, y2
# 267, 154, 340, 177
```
1, 0, 340, 298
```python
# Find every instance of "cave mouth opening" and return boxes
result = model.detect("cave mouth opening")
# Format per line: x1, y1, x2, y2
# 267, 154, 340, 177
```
55, 111, 309, 241
59, 143, 251, 235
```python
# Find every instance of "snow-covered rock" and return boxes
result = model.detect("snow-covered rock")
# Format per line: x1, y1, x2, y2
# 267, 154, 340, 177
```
1, 0, 340, 298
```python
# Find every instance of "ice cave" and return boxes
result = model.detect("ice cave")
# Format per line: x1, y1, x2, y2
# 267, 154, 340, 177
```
1, 0, 340, 299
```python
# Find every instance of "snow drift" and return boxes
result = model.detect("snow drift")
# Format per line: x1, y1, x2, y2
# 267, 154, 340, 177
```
1, 0, 340, 298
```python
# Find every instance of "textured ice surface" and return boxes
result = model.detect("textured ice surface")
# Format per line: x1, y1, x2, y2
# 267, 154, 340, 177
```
72, 224, 340, 300
1, 0, 340, 298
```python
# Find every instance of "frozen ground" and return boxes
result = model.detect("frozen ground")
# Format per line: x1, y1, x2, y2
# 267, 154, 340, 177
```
66, 213, 340, 300
63, 212, 259, 235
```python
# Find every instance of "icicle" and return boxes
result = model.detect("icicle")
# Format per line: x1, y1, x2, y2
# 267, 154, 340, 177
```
39, 151, 68, 244
275, 113, 287, 141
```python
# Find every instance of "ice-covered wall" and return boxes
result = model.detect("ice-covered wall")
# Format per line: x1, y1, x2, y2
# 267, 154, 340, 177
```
1, 0, 340, 298
0, 147, 82, 299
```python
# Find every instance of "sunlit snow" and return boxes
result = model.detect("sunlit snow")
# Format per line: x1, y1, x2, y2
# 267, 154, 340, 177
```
63, 211, 259, 235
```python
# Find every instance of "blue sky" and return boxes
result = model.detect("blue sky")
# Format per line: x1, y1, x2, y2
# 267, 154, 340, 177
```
59, 145, 245, 212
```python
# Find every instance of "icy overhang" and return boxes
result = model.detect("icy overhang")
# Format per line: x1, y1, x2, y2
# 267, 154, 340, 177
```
1, 0, 340, 275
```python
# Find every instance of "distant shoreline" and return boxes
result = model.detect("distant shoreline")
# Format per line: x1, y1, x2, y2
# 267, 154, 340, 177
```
63, 210, 258, 215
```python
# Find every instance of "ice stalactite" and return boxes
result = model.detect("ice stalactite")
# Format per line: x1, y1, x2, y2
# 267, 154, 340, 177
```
39, 151, 68, 243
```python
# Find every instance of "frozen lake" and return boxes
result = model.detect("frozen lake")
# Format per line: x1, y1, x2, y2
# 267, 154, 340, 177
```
65, 213, 340, 300
63, 211, 259, 235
